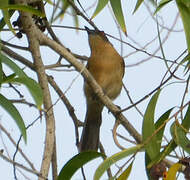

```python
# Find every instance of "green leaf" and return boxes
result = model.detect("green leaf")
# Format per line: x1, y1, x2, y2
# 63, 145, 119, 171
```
58, 151, 105, 180
91, 0, 109, 19
71, 7, 79, 29
170, 104, 190, 154
0, 55, 2, 85
0, 0, 15, 31
133, 0, 144, 13
156, 12, 171, 73
0, 53, 27, 77
155, 108, 173, 150
110, 0, 127, 34
0, 93, 26, 142
5, 77, 43, 109
52, 0, 77, 26
181, 103, 190, 128
0, 54, 43, 109
179, 0, 190, 7
0, 0, 15, 35
0, 4, 45, 17
154, 0, 173, 14
2, 73, 16, 82
142, 90, 161, 160
117, 161, 133, 180
165, 163, 182, 180
60, 0, 70, 19
178, 52, 190, 73
147, 140, 177, 169
180, 52, 190, 65
145, 108, 173, 172
94, 145, 143, 180
171, 121, 190, 154
176, 1, 190, 52
0, 10, 15, 31
145, 153, 152, 180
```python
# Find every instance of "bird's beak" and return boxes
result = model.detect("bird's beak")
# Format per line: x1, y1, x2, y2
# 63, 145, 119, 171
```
84, 26, 96, 35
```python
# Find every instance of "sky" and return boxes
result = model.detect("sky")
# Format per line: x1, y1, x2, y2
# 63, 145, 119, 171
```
0, 0, 188, 179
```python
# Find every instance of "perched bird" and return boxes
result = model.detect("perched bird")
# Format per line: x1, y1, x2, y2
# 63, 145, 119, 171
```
80, 26, 125, 152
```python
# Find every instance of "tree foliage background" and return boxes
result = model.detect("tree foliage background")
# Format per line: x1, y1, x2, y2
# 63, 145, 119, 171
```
0, 0, 190, 179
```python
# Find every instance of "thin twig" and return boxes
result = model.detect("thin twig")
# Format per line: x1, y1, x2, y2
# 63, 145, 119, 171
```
112, 121, 125, 150
0, 152, 45, 179
67, 0, 99, 31
1, 40, 29, 50
99, 143, 113, 178
47, 75, 82, 147
0, 123, 36, 170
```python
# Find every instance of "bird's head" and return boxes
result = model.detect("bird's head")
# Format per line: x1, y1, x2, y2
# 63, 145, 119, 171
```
85, 26, 110, 51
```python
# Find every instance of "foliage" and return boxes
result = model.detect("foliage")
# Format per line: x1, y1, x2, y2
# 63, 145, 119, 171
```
92, 0, 126, 34
0, 0, 44, 35
0, 1, 43, 142
58, 151, 105, 180
1, 0, 190, 179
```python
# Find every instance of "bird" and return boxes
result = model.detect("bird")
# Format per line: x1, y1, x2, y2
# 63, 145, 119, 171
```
79, 26, 125, 152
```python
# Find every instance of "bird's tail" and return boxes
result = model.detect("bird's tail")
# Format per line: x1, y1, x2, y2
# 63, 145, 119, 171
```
80, 101, 103, 152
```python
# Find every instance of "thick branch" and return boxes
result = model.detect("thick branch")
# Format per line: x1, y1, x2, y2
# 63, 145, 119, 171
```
15, 0, 56, 179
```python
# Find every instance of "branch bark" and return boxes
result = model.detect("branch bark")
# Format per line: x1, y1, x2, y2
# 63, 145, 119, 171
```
15, 0, 56, 179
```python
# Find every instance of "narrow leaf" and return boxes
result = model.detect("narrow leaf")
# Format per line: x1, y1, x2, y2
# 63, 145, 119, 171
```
170, 105, 190, 154
164, 163, 181, 180
60, 0, 70, 19
5, 77, 43, 109
180, 53, 190, 66
133, 0, 144, 13
94, 145, 143, 180
142, 90, 161, 160
110, 0, 127, 34
145, 153, 152, 179
0, 0, 15, 30
58, 151, 105, 180
154, 0, 173, 14
0, 55, 2, 85
0, 10, 15, 31
0, 0, 15, 35
117, 161, 133, 180
171, 121, 190, 154
176, 1, 190, 52
145, 108, 173, 173
91, 0, 109, 19
0, 94, 26, 142
72, 7, 79, 30
2, 73, 16, 82
181, 104, 190, 128
0, 53, 27, 77
179, 52, 190, 73
0, 54, 43, 109
155, 108, 173, 150
0, 5, 45, 17
147, 140, 177, 169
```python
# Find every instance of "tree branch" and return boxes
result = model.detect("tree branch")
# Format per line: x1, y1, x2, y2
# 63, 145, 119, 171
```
15, 0, 56, 179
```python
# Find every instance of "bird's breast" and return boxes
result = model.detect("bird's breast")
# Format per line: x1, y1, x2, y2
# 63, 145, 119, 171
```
86, 50, 124, 99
